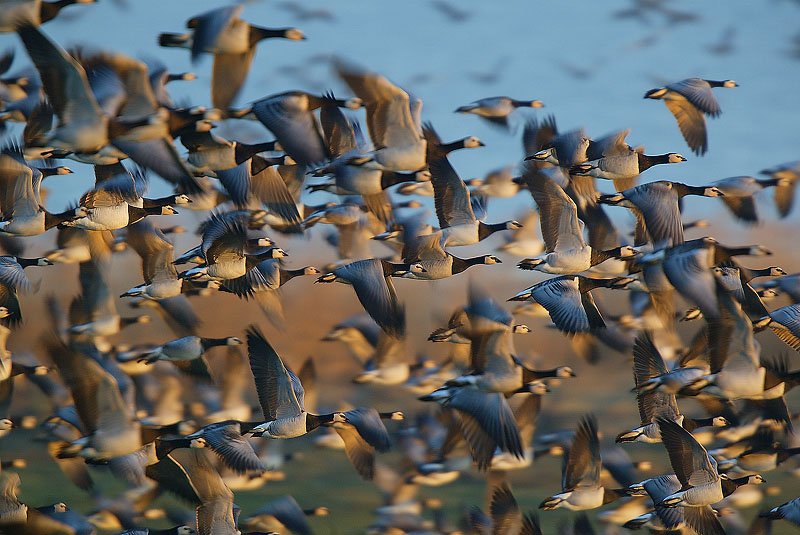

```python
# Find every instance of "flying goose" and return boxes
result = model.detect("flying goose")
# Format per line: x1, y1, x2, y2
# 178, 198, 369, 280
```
246, 329, 396, 477
508, 275, 633, 334
146, 448, 237, 535
422, 122, 484, 163
47, 337, 142, 461
310, 105, 413, 223
470, 483, 541, 535
120, 220, 186, 300
158, 5, 305, 110
0, 0, 95, 32
599, 181, 724, 246
61, 187, 178, 231
134, 335, 241, 378
336, 59, 427, 172
615, 334, 728, 444
455, 96, 544, 128
400, 232, 501, 280
352, 330, 409, 385
761, 160, 800, 218
442, 326, 572, 394
571, 133, 686, 191
540, 415, 623, 510
181, 131, 281, 174
761, 497, 800, 526
755, 303, 800, 353
654, 237, 771, 321
240, 494, 326, 535
622, 474, 686, 532
321, 314, 380, 364
178, 212, 282, 281
77, 52, 203, 193
91, 163, 190, 210
497, 210, 544, 257
316, 258, 408, 337
251, 90, 359, 168
0, 146, 82, 236
644, 78, 737, 155
155, 420, 264, 474
17, 26, 161, 157
327, 406, 398, 480
418, 385, 524, 470
517, 171, 637, 273
656, 417, 763, 535
429, 156, 521, 247
711, 175, 787, 223
213, 154, 294, 208
219, 258, 319, 326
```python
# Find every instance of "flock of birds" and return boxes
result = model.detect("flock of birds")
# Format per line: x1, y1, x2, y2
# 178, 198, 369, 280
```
0, 1, 798, 535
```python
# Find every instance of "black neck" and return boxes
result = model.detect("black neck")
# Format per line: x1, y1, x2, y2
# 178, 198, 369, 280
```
681, 184, 708, 196
742, 266, 772, 280
38, 167, 67, 177
306, 412, 335, 431
382, 262, 411, 276
201, 337, 229, 350
705, 80, 728, 87
687, 416, 716, 429
235, 141, 277, 164
16, 257, 43, 268
251, 26, 293, 44
40, 0, 72, 23
478, 221, 506, 240
590, 247, 624, 265
143, 195, 177, 208
451, 255, 487, 274
721, 477, 746, 496
45, 207, 77, 230
439, 139, 467, 153
381, 171, 420, 189
284, 267, 307, 279
253, 247, 281, 260
638, 153, 671, 171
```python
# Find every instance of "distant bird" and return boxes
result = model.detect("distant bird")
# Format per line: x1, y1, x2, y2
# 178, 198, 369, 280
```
656, 418, 764, 534
570, 129, 687, 191
509, 275, 633, 334
158, 5, 305, 110
246, 326, 347, 439
540, 415, 623, 510
761, 161, 800, 218
429, 156, 521, 247
316, 258, 408, 337
517, 171, 637, 273
599, 181, 724, 246
711, 175, 787, 224
419, 385, 524, 470
644, 78, 738, 155
455, 96, 543, 129
430, 0, 471, 22
336, 60, 427, 172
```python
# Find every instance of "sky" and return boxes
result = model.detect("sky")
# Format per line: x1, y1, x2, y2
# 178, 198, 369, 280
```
5, 0, 800, 225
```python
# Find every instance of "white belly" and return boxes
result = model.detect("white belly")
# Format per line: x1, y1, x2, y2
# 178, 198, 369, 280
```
373, 141, 426, 172
441, 224, 479, 247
